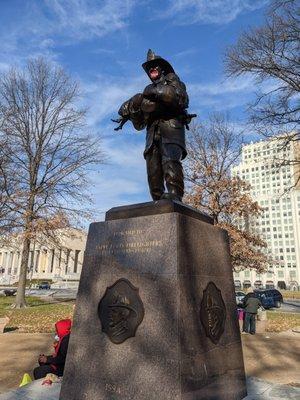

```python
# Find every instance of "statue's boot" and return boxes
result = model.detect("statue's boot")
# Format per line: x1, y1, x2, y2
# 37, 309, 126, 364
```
161, 160, 184, 202
161, 190, 181, 202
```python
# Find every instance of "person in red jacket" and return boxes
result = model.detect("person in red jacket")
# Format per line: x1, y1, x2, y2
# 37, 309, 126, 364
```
33, 319, 71, 379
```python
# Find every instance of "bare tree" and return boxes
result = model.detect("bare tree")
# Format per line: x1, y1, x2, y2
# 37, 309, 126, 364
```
225, 0, 300, 150
0, 147, 9, 226
0, 137, 20, 236
0, 58, 105, 308
184, 114, 272, 272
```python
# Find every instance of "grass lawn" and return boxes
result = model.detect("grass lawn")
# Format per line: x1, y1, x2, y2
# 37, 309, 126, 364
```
0, 296, 74, 333
281, 290, 300, 300
1, 295, 299, 334
266, 311, 300, 332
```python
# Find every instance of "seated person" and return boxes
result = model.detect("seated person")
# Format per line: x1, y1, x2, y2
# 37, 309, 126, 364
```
33, 319, 71, 380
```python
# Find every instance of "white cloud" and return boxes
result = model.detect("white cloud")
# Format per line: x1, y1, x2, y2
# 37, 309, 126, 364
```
91, 48, 116, 55
104, 139, 145, 170
158, 0, 268, 25
187, 74, 286, 114
81, 74, 147, 127
173, 48, 198, 59
80, 73, 149, 213
188, 75, 256, 111
90, 135, 148, 219
44, 0, 136, 41
39, 39, 55, 49
0, 62, 10, 72
189, 75, 254, 96
0, 0, 137, 68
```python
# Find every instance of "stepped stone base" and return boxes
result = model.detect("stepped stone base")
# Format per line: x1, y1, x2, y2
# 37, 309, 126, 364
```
60, 200, 247, 400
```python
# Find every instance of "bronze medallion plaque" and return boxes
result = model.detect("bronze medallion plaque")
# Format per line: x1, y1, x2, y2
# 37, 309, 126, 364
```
200, 282, 226, 344
98, 278, 144, 344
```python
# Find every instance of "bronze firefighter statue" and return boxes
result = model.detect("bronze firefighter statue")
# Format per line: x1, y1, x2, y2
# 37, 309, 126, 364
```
112, 49, 196, 202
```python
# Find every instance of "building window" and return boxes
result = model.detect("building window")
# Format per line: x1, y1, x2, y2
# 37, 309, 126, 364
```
35, 250, 40, 272
74, 250, 80, 274
50, 250, 55, 273
41, 249, 47, 273
65, 249, 70, 274
13, 252, 19, 275
58, 249, 62, 269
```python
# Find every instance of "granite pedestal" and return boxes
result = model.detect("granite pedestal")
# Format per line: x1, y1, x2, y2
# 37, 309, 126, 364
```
60, 200, 247, 400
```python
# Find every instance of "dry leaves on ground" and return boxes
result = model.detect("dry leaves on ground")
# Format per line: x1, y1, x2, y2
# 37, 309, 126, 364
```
266, 312, 300, 332
0, 296, 74, 333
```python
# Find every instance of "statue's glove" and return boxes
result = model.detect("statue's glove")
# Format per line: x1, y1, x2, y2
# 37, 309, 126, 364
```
155, 85, 177, 105
163, 73, 189, 109
143, 78, 186, 109
143, 84, 158, 101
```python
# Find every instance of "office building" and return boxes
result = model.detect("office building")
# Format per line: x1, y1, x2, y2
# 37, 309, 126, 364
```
232, 136, 300, 290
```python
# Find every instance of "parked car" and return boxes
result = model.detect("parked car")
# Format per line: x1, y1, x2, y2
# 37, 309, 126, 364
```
38, 281, 51, 290
235, 291, 246, 306
243, 289, 283, 309
3, 289, 17, 296
255, 289, 283, 308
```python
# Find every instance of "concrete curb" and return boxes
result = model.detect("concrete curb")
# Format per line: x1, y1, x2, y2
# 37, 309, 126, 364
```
244, 377, 300, 399
0, 377, 299, 399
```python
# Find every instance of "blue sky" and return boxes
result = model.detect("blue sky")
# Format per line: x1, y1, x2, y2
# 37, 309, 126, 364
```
0, 0, 270, 220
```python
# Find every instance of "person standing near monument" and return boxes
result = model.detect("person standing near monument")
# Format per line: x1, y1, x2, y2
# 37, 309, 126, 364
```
242, 293, 262, 335
113, 49, 195, 202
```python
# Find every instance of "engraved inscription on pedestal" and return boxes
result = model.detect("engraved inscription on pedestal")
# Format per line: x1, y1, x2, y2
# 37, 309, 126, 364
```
200, 282, 226, 344
98, 278, 144, 344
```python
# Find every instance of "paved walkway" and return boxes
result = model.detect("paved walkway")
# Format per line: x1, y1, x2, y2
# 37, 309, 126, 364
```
0, 333, 53, 393
1, 331, 299, 392
0, 377, 299, 399
242, 331, 300, 385
0, 331, 299, 399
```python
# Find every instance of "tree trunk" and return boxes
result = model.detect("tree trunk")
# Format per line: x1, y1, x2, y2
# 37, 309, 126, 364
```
14, 183, 35, 308
14, 235, 30, 308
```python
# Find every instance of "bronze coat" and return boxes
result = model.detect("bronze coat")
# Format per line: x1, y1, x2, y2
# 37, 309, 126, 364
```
144, 118, 186, 159
118, 72, 188, 159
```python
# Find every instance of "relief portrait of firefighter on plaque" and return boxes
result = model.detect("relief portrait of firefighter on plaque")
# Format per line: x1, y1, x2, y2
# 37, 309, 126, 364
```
98, 279, 144, 344
200, 282, 226, 344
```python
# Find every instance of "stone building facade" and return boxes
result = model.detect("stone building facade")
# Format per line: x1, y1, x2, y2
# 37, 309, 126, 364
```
0, 228, 87, 286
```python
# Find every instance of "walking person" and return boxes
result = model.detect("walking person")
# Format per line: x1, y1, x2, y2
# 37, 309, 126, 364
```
242, 293, 261, 335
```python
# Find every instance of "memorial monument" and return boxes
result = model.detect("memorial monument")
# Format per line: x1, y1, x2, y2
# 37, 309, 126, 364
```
60, 50, 247, 400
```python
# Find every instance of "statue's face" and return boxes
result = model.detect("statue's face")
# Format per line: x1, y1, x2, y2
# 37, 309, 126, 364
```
149, 66, 161, 81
